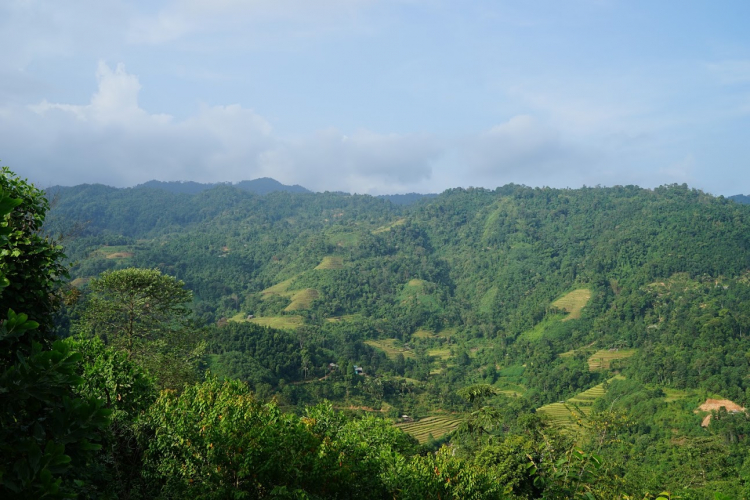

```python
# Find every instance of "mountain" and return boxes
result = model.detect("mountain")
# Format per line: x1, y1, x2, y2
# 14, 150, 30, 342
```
138, 177, 311, 195
377, 193, 438, 205
46, 182, 750, 496
47, 177, 311, 198
729, 194, 750, 204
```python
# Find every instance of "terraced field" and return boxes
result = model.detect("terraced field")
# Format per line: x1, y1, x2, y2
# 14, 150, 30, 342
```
558, 342, 596, 359
373, 218, 406, 234
411, 328, 435, 339
587, 349, 636, 370
326, 314, 360, 323
326, 231, 359, 247
427, 347, 452, 360
537, 377, 624, 431
395, 415, 463, 444
365, 339, 415, 359
93, 245, 135, 260
315, 256, 344, 270
552, 288, 591, 321
284, 288, 319, 311
261, 277, 297, 298
230, 314, 304, 330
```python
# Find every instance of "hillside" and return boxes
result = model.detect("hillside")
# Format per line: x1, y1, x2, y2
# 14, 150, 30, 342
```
47, 182, 750, 497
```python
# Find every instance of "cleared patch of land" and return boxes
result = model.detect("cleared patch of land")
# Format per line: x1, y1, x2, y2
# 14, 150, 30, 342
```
326, 314, 360, 323
398, 279, 441, 310
373, 218, 406, 234
412, 328, 435, 339
587, 349, 636, 371
427, 347, 452, 360
479, 286, 498, 314
559, 342, 596, 359
552, 289, 592, 321
70, 277, 90, 287
395, 415, 463, 444
230, 314, 304, 330
520, 315, 565, 341
365, 339, 415, 359
261, 277, 297, 298
93, 245, 134, 260
435, 327, 458, 339
327, 231, 359, 248
663, 388, 690, 403
284, 288, 320, 311
106, 252, 134, 259
696, 398, 747, 427
498, 389, 523, 397
315, 256, 344, 270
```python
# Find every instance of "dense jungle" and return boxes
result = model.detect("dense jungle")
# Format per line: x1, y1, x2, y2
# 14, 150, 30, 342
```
5, 167, 750, 498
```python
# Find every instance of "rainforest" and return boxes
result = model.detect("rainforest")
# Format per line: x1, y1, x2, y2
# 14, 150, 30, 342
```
4, 167, 750, 499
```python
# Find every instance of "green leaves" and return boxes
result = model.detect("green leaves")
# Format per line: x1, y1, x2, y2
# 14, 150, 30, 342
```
0, 167, 67, 336
79, 267, 202, 388
1, 167, 109, 498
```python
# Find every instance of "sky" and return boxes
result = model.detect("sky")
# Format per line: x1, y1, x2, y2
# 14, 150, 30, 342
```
1, 0, 749, 195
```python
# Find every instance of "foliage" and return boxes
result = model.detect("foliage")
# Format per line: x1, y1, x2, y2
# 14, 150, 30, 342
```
0, 167, 109, 498
78, 267, 204, 388
42, 178, 750, 497
1, 166, 67, 335
141, 377, 417, 499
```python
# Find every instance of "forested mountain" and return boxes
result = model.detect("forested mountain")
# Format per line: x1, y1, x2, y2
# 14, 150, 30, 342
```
48, 176, 310, 199
36, 180, 750, 497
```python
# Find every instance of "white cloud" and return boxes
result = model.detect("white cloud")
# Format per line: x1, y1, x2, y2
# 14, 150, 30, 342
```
259, 128, 442, 194
3, 62, 443, 194
30, 62, 155, 124
659, 153, 696, 182
459, 115, 599, 188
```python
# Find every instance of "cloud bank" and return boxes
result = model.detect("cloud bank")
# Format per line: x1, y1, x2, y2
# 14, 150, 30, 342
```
3, 62, 446, 193
0, 60, 719, 195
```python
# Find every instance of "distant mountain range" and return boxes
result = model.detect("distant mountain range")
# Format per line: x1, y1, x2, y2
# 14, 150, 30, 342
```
47, 177, 437, 205
137, 178, 311, 195
729, 194, 750, 204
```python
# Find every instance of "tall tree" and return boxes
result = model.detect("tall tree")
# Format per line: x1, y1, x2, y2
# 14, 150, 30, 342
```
79, 267, 203, 388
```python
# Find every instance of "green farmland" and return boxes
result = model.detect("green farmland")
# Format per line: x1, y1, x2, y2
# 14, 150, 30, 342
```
365, 339, 415, 359
537, 377, 624, 431
395, 415, 463, 444
588, 349, 636, 371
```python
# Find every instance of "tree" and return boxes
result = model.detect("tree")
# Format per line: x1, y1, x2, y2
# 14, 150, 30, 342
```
0, 166, 67, 335
79, 267, 203, 388
0, 167, 109, 498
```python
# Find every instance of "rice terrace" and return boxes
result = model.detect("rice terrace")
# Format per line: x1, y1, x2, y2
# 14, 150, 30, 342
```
395, 415, 464, 444
552, 288, 592, 320
364, 339, 415, 359
587, 349, 636, 371
537, 377, 625, 431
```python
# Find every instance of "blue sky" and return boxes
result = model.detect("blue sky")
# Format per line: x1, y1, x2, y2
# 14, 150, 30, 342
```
1, 0, 749, 195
